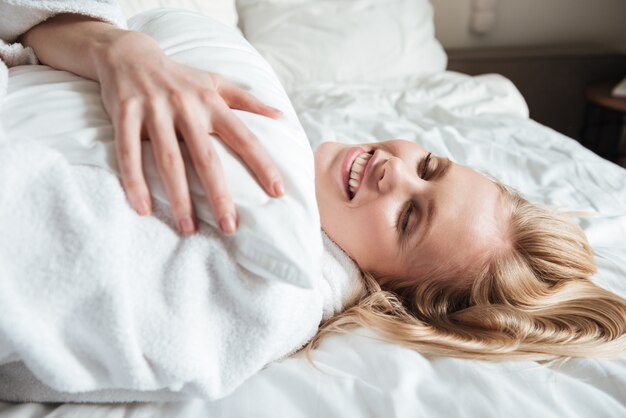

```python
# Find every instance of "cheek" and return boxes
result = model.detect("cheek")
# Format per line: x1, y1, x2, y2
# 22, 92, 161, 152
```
356, 215, 396, 270
327, 204, 398, 271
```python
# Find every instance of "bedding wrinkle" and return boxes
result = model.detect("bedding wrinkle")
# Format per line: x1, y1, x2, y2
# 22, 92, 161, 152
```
290, 72, 625, 418
0, 1, 625, 415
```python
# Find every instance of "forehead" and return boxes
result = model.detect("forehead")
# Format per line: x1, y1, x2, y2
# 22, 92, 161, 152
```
402, 162, 505, 280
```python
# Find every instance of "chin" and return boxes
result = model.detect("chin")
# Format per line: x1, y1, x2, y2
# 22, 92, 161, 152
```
313, 143, 328, 184
313, 142, 339, 211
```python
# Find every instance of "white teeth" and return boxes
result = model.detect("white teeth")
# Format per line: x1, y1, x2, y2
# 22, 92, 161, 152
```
347, 152, 371, 196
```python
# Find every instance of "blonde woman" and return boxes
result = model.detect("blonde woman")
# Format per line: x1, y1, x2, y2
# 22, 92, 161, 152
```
5, 1, 624, 384
310, 139, 626, 361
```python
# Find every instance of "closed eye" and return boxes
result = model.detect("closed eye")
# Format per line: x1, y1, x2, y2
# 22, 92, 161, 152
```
396, 200, 415, 235
396, 152, 432, 236
396, 153, 451, 249
419, 152, 432, 179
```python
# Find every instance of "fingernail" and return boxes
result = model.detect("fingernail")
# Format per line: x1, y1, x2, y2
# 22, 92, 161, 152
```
219, 213, 236, 236
271, 107, 283, 116
272, 180, 284, 197
136, 199, 150, 216
179, 217, 195, 235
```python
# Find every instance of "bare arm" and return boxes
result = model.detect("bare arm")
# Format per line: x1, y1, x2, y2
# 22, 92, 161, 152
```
20, 13, 125, 81
21, 14, 284, 235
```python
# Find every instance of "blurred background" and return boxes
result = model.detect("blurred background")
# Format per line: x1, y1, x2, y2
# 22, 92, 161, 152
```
433, 0, 626, 166
432, 0, 626, 51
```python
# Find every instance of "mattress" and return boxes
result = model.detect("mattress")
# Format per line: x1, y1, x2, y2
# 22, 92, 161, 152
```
1, 71, 624, 417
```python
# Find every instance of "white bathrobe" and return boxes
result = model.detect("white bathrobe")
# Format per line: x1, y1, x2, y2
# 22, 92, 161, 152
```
0, 0, 361, 402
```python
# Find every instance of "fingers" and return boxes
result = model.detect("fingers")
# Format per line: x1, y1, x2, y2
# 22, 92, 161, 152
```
218, 80, 282, 120
178, 114, 238, 236
112, 69, 285, 238
211, 102, 285, 198
146, 114, 196, 235
114, 99, 152, 216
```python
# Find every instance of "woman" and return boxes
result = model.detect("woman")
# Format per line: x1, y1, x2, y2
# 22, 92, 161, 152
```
7, 2, 626, 376
311, 139, 626, 360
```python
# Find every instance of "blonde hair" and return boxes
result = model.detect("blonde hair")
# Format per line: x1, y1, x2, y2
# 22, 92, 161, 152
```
303, 184, 626, 362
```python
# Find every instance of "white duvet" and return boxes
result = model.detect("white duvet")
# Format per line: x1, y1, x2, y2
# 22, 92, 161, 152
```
2, 71, 624, 417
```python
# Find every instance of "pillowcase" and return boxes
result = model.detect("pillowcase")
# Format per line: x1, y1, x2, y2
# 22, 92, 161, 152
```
236, 0, 447, 92
117, 0, 238, 28
1, 9, 322, 289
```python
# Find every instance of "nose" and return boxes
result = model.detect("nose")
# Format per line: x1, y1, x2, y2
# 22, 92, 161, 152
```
377, 156, 417, 194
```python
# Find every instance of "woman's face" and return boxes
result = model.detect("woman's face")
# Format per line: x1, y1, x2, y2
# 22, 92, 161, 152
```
314, 140, 506, 284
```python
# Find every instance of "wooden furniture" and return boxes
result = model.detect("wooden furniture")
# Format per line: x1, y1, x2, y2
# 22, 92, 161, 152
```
580, 80, 626, 163
446, 46, 626, 160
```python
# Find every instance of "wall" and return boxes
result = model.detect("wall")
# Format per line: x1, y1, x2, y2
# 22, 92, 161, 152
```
431, 0, 626, 52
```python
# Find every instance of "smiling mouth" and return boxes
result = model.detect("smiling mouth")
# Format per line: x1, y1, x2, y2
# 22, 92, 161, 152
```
347, 151, 373, 199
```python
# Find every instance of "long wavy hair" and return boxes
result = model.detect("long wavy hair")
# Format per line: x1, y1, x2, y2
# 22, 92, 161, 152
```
303, 183, 626, 362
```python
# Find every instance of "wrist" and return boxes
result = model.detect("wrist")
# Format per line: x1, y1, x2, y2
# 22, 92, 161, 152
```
92, 30, 164, 82
20, 13, 130, 82
90, 30, 141, 80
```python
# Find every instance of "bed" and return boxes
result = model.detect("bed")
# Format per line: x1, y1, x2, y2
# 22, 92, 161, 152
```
0, 0, 625, 416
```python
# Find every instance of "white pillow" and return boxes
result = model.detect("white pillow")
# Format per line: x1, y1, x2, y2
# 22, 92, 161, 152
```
237, 0, 447, 92
1, 9, 322, 289
118, 0, 238, 28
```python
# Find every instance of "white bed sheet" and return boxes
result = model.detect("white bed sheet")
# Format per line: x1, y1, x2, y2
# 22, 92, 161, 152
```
1, 71, 624, 417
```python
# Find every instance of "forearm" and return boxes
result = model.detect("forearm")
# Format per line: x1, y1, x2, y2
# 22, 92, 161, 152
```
19, 13, 151, 82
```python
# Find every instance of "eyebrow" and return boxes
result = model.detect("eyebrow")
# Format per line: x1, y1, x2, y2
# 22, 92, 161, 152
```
410, 156, 453, 251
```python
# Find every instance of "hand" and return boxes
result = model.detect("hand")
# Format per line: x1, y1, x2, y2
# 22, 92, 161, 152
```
94, 31, 284, 235
21, 14, 282, 235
